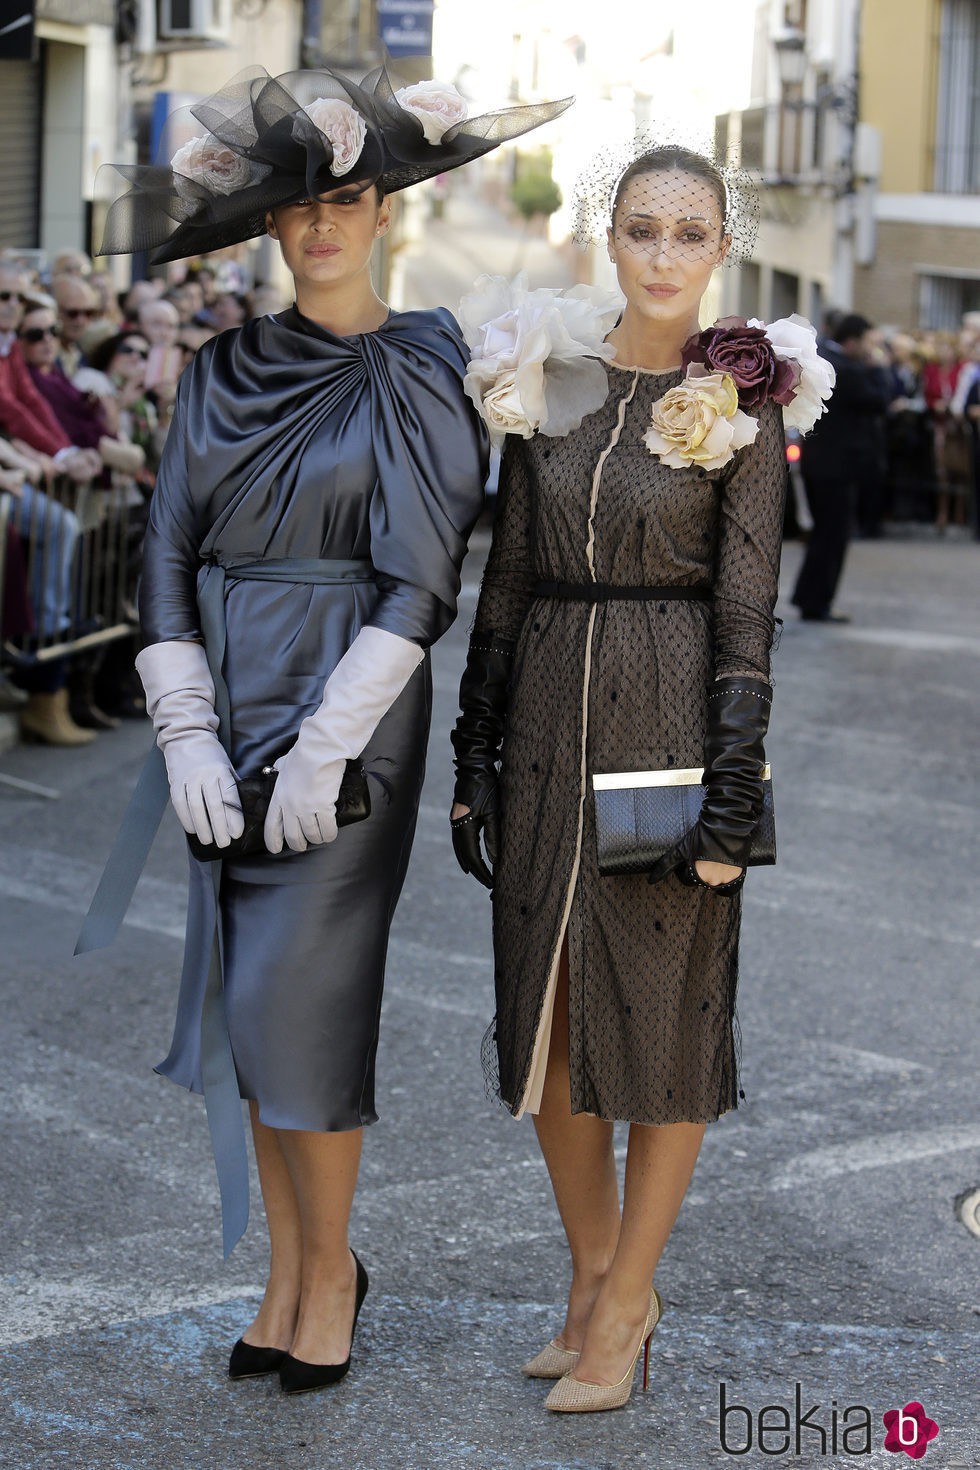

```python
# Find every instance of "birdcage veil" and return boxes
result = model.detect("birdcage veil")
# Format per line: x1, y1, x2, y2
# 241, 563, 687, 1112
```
570, 129, 760, 267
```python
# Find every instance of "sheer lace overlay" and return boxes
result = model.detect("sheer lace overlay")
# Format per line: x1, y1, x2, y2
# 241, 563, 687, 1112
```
472, 363, 785, 1123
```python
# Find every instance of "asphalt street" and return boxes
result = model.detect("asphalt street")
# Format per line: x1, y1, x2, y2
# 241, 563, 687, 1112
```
1, 524, 979, 1470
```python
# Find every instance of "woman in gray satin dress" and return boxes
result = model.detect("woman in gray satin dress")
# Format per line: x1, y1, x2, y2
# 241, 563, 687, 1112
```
93, 66, 570, 1392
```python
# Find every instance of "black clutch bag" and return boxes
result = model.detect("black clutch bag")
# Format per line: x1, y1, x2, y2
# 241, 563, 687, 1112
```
187, 759, 371, 862
592, 764, 775, 877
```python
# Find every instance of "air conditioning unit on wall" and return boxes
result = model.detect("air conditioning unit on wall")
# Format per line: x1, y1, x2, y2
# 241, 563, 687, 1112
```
157, 0, 230, 45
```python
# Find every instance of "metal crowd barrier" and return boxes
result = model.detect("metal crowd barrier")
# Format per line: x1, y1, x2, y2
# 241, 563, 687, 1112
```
1, 473, 139, 668
1, 474, 141, 793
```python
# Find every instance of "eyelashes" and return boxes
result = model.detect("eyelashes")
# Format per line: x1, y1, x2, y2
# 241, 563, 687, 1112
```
622, 226, 709, 246
286, 194, 363, 209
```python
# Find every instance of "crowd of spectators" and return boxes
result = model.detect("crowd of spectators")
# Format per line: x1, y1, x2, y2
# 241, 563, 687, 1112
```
844, 309, 980, 539
0, 249, 287, 744
789, 306, 979, 624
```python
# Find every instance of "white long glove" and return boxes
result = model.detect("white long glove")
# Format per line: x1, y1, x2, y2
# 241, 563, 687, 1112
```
135, 640, 245, 849
264, 625, 425, 855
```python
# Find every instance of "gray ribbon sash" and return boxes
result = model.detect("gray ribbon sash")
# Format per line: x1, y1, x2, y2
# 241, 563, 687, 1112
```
76, 556, 376, 1256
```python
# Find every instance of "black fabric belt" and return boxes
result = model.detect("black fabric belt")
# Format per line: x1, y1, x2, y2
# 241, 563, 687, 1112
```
532, 581, 712, 603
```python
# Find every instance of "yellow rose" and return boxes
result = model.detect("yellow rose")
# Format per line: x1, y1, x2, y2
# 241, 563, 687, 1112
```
642, 368, 758, 471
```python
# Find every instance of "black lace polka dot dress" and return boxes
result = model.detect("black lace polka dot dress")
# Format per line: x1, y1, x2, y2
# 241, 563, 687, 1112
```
471, 361, 786, 1124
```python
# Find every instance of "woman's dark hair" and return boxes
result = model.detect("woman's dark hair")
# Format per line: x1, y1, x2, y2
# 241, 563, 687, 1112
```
612, 147, 728, 229
88, 331, 146, 373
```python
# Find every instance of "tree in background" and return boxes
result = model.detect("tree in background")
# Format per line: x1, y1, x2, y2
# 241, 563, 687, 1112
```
510, 149, 562, 222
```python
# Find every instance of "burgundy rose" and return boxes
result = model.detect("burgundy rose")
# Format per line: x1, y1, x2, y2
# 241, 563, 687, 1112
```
681, 315, 800, 413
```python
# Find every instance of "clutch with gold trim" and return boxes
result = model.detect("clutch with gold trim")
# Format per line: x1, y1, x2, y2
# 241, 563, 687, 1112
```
592, 764, 775, 877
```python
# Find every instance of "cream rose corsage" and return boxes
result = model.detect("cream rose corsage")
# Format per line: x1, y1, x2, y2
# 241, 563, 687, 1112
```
642, 367, 759, 471
459, 273, 623, 443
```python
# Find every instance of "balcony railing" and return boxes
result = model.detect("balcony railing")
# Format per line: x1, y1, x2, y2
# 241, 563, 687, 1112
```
716, 103, 845, 192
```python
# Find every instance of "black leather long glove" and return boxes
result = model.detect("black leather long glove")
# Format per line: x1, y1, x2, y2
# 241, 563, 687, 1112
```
647, 675, 772, 893
450, 637, 515, 889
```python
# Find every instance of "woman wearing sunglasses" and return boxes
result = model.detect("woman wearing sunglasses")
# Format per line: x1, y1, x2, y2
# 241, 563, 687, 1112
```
19, 304, 145, 477
85, 331, 163, 472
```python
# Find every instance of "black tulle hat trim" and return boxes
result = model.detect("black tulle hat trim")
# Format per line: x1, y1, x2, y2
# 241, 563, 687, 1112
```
98, 65, 572, 264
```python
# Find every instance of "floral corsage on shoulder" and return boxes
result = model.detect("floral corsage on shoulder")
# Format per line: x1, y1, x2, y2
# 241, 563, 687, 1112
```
643, 315, 836, 471
460, 276, 835, 472
458, 273, 623, 443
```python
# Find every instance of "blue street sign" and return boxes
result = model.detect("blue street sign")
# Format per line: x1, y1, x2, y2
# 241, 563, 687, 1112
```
378, 0, 433, 59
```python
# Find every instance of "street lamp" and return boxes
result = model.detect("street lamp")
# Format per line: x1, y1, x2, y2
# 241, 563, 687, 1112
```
771, 23, 858, 195
772, 25, 808, 181
768, 14, 873, 305
772, 26, 808, 88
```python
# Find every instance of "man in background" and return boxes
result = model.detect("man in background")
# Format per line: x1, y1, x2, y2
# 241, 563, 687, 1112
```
51, 274, 101, 377
792, 313, 893, 623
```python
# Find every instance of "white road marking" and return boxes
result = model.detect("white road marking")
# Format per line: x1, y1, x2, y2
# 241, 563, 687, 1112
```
0, 1276, 263, 1349
837, 627, 980, 657
747, 891, 980, 950
767, 1124, 980, 1192
0, 841, 186, 942
2, 840, 971, 1352
787, 784, 972, 830
803, 1042, 930, 1076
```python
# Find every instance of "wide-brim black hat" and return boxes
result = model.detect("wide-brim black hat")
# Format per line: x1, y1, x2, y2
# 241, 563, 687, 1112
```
99, 65, 572, 265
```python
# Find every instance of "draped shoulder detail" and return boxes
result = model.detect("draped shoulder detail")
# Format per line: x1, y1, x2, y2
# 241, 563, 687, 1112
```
168, 307, 487, 637
360, 307, 489, 638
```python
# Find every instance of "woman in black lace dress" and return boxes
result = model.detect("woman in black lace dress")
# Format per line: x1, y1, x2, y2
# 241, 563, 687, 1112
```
452, 147, 829, 1412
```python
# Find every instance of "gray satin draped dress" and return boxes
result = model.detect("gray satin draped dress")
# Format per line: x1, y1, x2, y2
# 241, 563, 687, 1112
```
140, 305, 487, 1134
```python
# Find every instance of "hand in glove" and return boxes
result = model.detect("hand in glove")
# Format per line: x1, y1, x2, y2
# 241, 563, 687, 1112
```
450, 637, 515, 889
646, 676, 772, 894
135, 640, 244, 849
264, 625, 424, 855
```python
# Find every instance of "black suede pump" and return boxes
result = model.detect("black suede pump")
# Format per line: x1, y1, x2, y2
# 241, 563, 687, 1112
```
279, 1253, 369, 1396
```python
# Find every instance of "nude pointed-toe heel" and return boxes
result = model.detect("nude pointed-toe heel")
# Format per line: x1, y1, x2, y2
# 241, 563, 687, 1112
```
544, 1286, 663, 1414
521, 1339, 580, 1379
